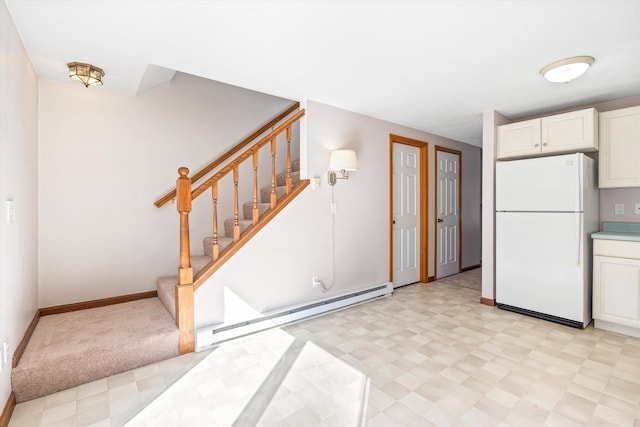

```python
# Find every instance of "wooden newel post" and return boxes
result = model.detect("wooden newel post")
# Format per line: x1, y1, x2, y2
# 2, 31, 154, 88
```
177, 167, 193, 285
176, 167, 194, 354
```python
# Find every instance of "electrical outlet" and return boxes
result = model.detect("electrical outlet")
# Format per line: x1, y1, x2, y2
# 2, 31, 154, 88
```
312, 276, 319, 287
635, 203, 640, 214
330, 202, 337, 214
615, 203, 624, 215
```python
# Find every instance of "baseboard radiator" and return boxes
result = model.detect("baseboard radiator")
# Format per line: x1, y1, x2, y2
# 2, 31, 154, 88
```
195, 282, 393, 351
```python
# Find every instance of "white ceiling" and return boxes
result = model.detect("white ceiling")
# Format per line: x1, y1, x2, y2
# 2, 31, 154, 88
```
6, 0, 640, 147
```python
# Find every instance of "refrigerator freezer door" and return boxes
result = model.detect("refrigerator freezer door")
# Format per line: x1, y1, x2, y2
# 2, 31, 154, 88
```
496, 153, 583, 212
496, 212, 586, 324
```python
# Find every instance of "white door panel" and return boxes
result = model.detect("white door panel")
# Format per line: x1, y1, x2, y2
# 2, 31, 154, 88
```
392, 143, 420, 287
436, 150, 459, 279
496, 212, 585, 322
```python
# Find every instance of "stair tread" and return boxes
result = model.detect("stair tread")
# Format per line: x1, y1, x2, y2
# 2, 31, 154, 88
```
260, 185, 287, 203
243, 202, 271, 220
224, 218, 253, 225
276, 170, 300, 186
192, 255, 212, 275
203, 235, 234, 258
203, 236, 234, 245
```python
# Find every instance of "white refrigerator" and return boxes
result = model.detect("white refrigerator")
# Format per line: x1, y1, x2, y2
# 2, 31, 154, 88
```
495, 153, 599, 328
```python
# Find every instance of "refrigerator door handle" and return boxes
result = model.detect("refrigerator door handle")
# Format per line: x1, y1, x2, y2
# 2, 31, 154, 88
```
576, 214, 582, 266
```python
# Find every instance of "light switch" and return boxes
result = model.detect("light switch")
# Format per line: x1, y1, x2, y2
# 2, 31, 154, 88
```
311, 176, 321, 190
614, 203, 624, 215
5, 200, 15, 223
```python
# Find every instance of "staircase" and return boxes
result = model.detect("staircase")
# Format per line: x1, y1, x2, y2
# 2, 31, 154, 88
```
153, 104, 307, 353
155, 159, 301, 320
8, 106, 305, 406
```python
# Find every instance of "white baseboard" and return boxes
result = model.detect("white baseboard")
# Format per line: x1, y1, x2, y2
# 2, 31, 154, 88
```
594, 319, 640, 339
195, 282, 393, 351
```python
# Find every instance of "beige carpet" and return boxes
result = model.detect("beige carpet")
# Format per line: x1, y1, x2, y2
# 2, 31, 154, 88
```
12, 297, 179, 402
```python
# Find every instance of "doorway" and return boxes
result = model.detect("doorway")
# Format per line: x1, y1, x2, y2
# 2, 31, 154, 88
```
435, 146, 461, 279
389, 135, 428, 287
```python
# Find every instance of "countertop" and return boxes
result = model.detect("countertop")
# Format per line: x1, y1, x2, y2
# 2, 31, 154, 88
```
591, 222, 640, 242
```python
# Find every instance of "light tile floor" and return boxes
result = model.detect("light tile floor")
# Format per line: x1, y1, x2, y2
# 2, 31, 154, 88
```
9, 269, 640, 426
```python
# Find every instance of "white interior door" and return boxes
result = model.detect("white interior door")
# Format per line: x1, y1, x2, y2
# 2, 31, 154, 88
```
436, 149, 460, 279
392, 143, 420, 287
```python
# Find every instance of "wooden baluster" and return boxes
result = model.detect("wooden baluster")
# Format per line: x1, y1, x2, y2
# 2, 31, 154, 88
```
252, 151, 259, 224
270, 137, 277, 208
233, 165, 240, 242
286, 125, 292, 194
175, 167, 194, 354
212, 180, 219, 260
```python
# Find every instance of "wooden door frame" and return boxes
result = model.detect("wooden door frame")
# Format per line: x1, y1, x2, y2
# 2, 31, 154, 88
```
389, 134, 428, 284
434, 145, 462, 279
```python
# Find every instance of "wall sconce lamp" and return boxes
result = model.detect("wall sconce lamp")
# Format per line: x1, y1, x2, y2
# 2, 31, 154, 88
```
67, 62, 105, 87
328, 149, 358, 186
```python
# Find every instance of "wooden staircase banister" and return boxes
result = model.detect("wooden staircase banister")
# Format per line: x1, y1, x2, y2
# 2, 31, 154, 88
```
190, 109, 305, 201
192, 179, 310, 290
171, 105, 306, 354
154, 101, 300, 208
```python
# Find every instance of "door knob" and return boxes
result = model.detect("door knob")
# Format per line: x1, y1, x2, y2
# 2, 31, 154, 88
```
437, 218, 444, 223
393, 220, 396, 224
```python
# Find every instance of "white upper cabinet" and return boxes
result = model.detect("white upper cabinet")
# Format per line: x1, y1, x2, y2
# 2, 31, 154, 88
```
497, 118, 541, 159
599, 105, 640, 188
542, 108, 598, 153
497, 108, 598, 160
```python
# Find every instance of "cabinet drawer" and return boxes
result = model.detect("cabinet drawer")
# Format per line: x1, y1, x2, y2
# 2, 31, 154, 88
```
593, 239, 640, 259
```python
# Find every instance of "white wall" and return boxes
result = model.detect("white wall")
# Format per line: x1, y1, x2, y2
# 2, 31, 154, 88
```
600, 188, 640, 224
0, 0, 39, 408
195, 100, 482, 326
38, 73, 294, 307
481, 110, 510, 302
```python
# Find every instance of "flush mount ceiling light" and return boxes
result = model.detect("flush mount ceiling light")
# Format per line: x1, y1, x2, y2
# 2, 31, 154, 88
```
67, 62, 105, 87
540, 56, 594, 83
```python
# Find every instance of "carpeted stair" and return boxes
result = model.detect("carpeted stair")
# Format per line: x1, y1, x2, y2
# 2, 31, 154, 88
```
11, 298, 180, 402
156, 160, 300, 320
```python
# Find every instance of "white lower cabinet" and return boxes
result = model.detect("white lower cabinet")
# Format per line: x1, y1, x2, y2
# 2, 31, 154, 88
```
593, 239, 640, 337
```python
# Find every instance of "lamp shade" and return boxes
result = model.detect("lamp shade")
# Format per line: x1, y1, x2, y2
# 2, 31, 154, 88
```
329, 150, 358, 171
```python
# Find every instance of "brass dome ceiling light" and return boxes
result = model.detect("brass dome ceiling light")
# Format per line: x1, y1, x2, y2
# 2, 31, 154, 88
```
67, 62, 105, 87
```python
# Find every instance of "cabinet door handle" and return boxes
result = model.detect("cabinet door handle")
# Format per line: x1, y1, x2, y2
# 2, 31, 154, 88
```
534, 143, 539, 147
543, 143, 548, 146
